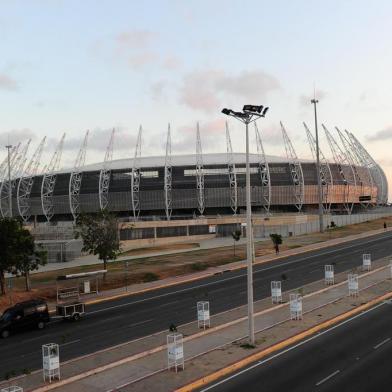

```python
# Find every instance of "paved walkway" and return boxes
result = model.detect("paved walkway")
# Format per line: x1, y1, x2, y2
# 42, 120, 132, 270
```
2, 255, 391, 392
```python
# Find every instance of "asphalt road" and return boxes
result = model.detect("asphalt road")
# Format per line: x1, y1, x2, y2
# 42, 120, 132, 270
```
201, 300, 392, 392
1, 230, 392, 379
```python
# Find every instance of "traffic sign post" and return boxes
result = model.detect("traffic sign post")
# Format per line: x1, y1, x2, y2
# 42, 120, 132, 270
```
271, 281, 282, 303
324, 265, 334, 285
362, 254, 371, 271
167, 333, 184, 372
42, 343, 60, 382
290, 293, 303, 320
197, 301, 210, 329
348, 274, 359, 296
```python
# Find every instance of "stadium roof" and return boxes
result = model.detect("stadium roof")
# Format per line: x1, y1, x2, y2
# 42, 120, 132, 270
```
59, 152, 314, 174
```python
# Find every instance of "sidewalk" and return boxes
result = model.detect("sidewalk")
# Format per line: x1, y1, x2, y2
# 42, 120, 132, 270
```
2, 255, 391, 392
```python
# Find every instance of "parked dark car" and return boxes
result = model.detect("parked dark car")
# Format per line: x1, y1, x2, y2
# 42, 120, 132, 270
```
0, 299, 50, 338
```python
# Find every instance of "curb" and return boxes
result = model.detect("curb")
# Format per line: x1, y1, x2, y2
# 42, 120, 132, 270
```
174, 290, 392, 392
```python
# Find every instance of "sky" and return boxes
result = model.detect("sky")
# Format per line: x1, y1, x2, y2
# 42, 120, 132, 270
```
1, 0, 392, 198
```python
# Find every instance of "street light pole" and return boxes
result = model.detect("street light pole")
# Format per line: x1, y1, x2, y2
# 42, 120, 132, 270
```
311, 98, 323, 232
222, 105, 268, 345
6, 144, 12, 218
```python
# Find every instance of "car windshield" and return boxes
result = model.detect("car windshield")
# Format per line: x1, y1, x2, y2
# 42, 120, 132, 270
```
0, 311, 13, 322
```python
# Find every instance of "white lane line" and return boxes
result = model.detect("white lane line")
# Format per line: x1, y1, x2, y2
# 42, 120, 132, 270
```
316, 369, 340, 386
60, 339, 81, 347
128, 319, 154, 328
374, 337, 391, 349
199, 302, 386, 391
89, 233, 391, 315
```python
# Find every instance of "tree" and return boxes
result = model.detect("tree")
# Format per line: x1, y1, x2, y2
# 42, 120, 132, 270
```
74, 210, 120, 271
270, 233, 283, 255
0, 218, 45, 295
231, 229, 241, 257
12, 244, 47, 291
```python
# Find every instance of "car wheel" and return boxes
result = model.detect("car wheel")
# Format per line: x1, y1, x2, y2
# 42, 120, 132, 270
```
1, 329, 10, 338
72, 313, 80, 321
37, 321, 45, 330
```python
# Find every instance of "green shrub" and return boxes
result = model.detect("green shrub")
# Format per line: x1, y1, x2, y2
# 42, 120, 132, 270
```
191, 262, 208, 271
142, 272, 159, 282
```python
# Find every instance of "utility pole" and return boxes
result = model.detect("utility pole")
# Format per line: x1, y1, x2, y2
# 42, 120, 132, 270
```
6, 144, 12, 218
311, 97, 323, 232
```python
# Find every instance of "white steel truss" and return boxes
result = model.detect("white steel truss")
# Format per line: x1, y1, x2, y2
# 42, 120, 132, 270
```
226, 122, 237, 214
69, 130, 89, 221
196, 122, 205, 216
17, 137, 46, 222
344, 130, 374, 205
304, 122, 333, 213
340, 129, 374, 207
0, 143, 21, 218
131, 125, 142, 220
323, 125, 356, 214
99, 129, 115, 211
254, 123, 271, 213
164, 124, 172, 220
280, 122, 304, 211
41, 133, 65, 222
348, 132, 388, 205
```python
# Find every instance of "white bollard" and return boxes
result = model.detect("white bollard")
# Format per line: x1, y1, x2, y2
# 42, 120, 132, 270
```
324, 265, 334, 285
362, 254, 371, 271
42, 343, 60, 383
1, 387, 23, 392
197, 301, 210, 329
289, 293, 303, 320
348, 274, 359, 296
271, 281, 282, 304
167, 333, 184, 372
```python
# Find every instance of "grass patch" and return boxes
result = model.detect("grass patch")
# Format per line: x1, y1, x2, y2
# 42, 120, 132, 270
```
240, 343, 256, 349
190, 262, 208, 271
288, 244, 302, 249
142, 272, 159, 282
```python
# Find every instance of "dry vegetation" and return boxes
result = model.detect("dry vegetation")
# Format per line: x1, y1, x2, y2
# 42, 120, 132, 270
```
1, 216, 391, 312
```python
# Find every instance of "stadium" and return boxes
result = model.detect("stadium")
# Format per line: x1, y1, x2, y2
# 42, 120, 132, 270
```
0, 124, 388, 223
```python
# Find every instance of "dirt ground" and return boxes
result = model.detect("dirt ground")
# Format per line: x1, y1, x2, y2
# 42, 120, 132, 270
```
1, 216, 391, 312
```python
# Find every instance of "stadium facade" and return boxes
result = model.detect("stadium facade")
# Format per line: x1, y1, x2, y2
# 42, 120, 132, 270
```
0, 124, 388, 222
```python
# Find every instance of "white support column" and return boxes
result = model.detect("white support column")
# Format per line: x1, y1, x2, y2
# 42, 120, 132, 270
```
41, 134, 65, 222
289, 293, 303, 320
131, 125, 142, 220
281, 122, 304, 212
324, 265, 334, 285
42, 343, 60, 383
271, 281, 282, 303
167, 333, 184, 372
99, 129, 115, 211
304, 122, 333, 213
197, 301, 210, 329
164, 124, 172, 220
348, 273, 359, 296
255, 123, 271, 214
69, 130, 89, 221
362, 253, 371, 271
17, 137, 46, 222
226, 122, 237, 214
196, 122, 205, 216
323, 125, 356, 214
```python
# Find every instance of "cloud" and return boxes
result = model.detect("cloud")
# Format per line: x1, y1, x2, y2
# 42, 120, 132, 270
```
179, 69, 280, 113
0, 128, 35, 145
366, 126, 392, 142
299, 89, 326, 107
0, 73, 18, 91
162, 55, 181, 70
115, 30, 157, 50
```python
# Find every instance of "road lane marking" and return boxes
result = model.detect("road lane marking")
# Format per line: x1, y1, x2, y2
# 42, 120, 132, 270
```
60, 339, 81, 347
87, 234, 392, 316
374, 337, 391, 349
316, 370, 340, 386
